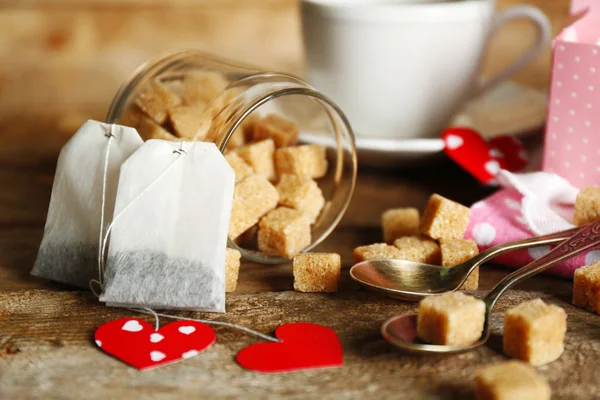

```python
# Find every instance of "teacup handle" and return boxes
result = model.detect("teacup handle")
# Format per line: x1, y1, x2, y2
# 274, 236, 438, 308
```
474, 5, 552, 97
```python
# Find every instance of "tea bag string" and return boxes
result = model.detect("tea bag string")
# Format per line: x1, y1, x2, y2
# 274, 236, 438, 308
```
131, 308, 280, 343
90, 140, 188, 296
93, 140, 279, 343
90, 126, 116, 296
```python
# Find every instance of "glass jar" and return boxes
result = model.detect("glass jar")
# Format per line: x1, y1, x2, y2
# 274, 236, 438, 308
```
106, 50, 357, 264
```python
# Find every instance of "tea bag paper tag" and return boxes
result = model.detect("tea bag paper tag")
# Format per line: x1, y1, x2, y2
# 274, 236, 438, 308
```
31, 120, 143, 288
100, 140, 234, 312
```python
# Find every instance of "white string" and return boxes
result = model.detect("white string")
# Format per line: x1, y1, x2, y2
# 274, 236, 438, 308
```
99, 152, 185, 280
90, 126, 114, 296
90, 139, 186, 296
98, 126, 114, 284
91, 140, 277, 343
130, 308, 280, 342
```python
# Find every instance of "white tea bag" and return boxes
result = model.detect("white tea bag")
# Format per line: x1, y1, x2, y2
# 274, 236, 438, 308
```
100, 140, 234, 312
31, 120, 143, 288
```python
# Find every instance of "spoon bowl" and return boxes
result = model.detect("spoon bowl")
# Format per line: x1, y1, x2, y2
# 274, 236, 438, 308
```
380, 221, 600, 354
350, 260, 458, 301
381, 313, 485, 354
350, 227, 577, 301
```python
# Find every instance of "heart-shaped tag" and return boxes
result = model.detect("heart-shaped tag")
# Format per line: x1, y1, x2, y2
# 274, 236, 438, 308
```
442, 128, 528, 184
236, 322, 343, 374
488, 136, 528, 173
443, 128, 499, 184
95, 318, 216, 370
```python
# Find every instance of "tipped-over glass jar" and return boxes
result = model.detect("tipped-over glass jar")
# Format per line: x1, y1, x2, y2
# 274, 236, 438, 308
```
106, 50, 357, 264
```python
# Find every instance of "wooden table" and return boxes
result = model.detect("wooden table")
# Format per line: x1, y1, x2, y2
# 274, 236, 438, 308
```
1, 111, 599, 399
3, 1, 598, 398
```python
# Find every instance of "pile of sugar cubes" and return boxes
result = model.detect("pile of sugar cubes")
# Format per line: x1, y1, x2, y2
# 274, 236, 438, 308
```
119, 70, 333, 257
411, 186, 600, 399
355, 193, 479, 289
416, 283, 565, 399
119, 71, 341, 293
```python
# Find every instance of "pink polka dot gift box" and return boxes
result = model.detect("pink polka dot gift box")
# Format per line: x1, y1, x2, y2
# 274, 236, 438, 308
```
543, 0, 600, 188
465, 170, 595, 279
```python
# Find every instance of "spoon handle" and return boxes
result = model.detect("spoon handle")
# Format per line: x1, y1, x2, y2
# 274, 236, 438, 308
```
469, 226, 580, 270
484, 220, 600, 309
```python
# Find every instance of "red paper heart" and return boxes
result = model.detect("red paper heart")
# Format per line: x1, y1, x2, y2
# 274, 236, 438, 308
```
489, 136, 528, 172
236, 322, 343, 374
442, 127, 500, 184
95, 318, 216, 370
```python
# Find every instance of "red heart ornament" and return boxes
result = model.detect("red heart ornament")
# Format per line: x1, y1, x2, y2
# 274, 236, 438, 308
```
236, 322, 343, 374
489, 136, 528, 172
442, 127, 500, 184
95, 318, 216, 370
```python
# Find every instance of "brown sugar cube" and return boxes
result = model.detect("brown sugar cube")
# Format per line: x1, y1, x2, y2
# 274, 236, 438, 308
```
276, 174, 325, 223
135, 81, 181, 125
225, 248, 241, 292
573, 186, 600, 226
225, 152, 254, 183
275, 145, 328, 179
252, 114, 300, 148
118, 105, 146, 130
417, 291, 485, 345
420, 194, 471, 240
138, 118, 178, 142
241, 113, 260, 142
225, 128, 246, 151
256, 207, 311, 258
475, 361, 551, 400
182, 71, 229, 106
234, 225, 257, 246
503, 299, 567, 366
168, 104, 211, 141
229, 175, 279, 240
440, 238, 479, 290
381, 208, 420, 243
393, 235, 441, 264
234, 139, 276, 181
353, 243, 404, 263
258, 207, 311, 258
573, 261, 600, 313
293, 253, 341, 293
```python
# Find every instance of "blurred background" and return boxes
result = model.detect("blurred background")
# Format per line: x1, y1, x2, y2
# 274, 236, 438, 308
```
0, 0, 567, 130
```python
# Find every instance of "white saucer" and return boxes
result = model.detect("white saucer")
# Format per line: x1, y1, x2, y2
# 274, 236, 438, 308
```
303, 81, 548, 168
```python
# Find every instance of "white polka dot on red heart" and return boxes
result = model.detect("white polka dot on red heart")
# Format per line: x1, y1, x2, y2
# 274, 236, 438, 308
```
122, 320, 143, 332
528, 246, 550, 259
519, 150, 527, 161
585, 250, 600, 265
95, 340, 102, 347
484, 160, 501, 176
489, 149, 503, 158
504, 198, 521, 210
150, 351, 166, 362
178, 326, 196, 335
150, 333, 164, 343
182, 350, 199, 359
473, 223, 496, 246
445, 134, 464, 150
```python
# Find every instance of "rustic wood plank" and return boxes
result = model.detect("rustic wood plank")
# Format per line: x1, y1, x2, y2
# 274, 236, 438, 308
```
0, 289, 597, 399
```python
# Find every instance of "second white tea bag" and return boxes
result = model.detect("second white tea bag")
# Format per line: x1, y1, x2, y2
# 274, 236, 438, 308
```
100, 140, 234, 312
31, 121, 143, 288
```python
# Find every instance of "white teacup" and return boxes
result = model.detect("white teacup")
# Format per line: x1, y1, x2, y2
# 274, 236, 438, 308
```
301, 0, 552, 139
